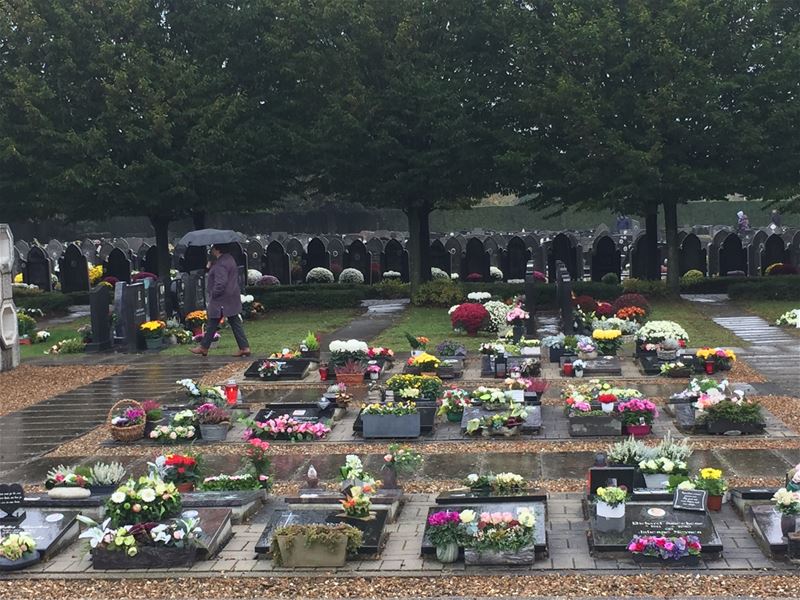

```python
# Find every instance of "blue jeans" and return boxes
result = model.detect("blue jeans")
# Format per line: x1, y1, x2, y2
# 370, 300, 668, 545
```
200, 314, 249, 350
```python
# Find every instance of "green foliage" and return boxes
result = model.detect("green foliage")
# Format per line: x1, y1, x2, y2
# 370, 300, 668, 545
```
271, 523, 363, 566
622, 279, 670, 298
13, 292, 73, 315
699, 400, 763, 425
728, 278, 800, 301
16, 313, 36, 336
600, 272, 619, 286
372, 279, 410, 299
681, 270, 705, 283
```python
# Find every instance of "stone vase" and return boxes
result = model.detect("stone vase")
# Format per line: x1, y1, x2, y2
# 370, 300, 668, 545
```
781, 513, 798, 537
435, 543, 459, 564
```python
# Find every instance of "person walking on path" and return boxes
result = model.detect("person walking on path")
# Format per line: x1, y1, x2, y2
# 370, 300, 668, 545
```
190, 244, 251, 357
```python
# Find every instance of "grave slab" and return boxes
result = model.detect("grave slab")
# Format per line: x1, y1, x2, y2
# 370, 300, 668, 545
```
460, 404, 542, 435
254, 507, 389, 558
244, 360, 311, 380
436, 488, 547, 504
750, 503, 791, 557
0, 508, 79, 560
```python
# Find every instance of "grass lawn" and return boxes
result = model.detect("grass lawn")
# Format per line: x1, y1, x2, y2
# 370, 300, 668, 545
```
161, 308, 358, 356
20, 317, 89, 361
370, 306, 494, 353
648, 299, 744, 347
735, 299, 800, 327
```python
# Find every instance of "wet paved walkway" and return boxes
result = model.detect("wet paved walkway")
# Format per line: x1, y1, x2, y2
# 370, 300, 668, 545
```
0, 356, 232, 477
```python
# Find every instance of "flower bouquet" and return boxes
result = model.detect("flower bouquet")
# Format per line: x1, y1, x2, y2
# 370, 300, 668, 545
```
616, 398, 658, 437
406, 352, 441, 375
340, 484, 376, 518
104, 475, 182, 527
696, 347, 736, 373
149, 424, 196, 442
427, 511, 465, 563
691, 468, 728, 511
465, 405, 528, 437
460, 508, 536, 565
404, 332, 429, 353
776, 309, 800, 328
382, 443, 423, 488
244, 415, 331, 442
108, 400, 146, 442
436, 386, 472, 421
161, 454, 202, 492
451, 303, 490, 336
638, 457, 688, 489
628, 535, 701, 565
184, 310, 207, 333
595, 485, 628, 521
635, 321, 689, 352
470, 386, 511, 411
464, 472, 526, 494
328, 339, 369, 367
242, 438, 272, 488
257, 360, 283, 380
0, 532, 37, 568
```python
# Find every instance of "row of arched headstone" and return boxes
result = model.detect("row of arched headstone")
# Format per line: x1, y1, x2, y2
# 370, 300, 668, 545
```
14, 228, 800, 292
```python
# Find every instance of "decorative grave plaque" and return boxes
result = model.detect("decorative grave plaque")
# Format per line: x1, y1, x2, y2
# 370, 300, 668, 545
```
673, 489, 708, 512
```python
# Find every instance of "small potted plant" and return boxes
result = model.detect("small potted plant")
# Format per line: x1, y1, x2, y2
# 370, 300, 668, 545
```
595, 486, 627, 532
108, 400, 146, 443
141, 400, 164, 438
194, 403, 231, 442
335, 360, 366, 387
88, 461, 127, 495
184, 310, 207, 335
598, 393, 616, 414
272, 523, 363, 568
436, 339, 467, 358
772, 488, 800, 536
161, 453, 202, 493
577, 339, 597, 360
361, 402, 420, 438
659, 361, 692, 378
541, 334, 565, 363
592, 329, 623, 356
0, 532, 38, 570
519, 338, 540, 357
465, 405, 528, 437
638, 457, 688, 489
503, 377, 527, 403
257, 359, 283, 380
381, 443, 423, 489
299, 331, 321, 359
572, 359, 586, 378
692, 468, 728, 511
524, 378, 549, 402
505, 304, 530, 342
405, 332, 429, 356
427, 510, 464, 563
470, 386, 510, 411
139, 320, 166, 350
436, 387, 472, 422
628, 535, 702, 566
616, 398, 658, 437
407, 352, 441, 376
366, 363, 382, 381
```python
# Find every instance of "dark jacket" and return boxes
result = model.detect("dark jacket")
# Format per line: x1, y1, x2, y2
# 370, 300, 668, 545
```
207, 253, 242, 318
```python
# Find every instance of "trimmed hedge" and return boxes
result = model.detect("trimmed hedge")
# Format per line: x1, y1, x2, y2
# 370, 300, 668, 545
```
251, 287, 368, 309
12, 291, 75, 314
727, 276, 800, 300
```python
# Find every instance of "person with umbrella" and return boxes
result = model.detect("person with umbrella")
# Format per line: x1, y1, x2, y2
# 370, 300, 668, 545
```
190, 243, 251, 357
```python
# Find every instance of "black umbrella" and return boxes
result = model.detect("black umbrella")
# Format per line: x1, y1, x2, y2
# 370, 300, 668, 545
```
177, 229, 245, 247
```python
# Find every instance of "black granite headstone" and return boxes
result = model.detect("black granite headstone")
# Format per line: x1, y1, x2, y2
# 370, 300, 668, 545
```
589, 467, 636, 496
106, 247, 132, 283
0, 484, 24, 520
58, 243, 90, 293
147, 280, 166, 321
120, 283, 147, 352
265, 241, 291, 284
25, 246, 52, 291
86, 284, 112, 352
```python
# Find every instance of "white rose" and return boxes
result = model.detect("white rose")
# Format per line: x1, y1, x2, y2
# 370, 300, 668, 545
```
139, 488, 156, 503
169, 432, 177, 440
467, 474, 479, 483
111, 492, 126, 504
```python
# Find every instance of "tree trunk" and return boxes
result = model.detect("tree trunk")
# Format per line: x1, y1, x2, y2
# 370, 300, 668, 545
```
406, 206, 423, 299
418, 204, 432, 283
663, 200, 680, 294
645, 207, 660, 281
149, 215, 172, 279
192, 211, 206, 230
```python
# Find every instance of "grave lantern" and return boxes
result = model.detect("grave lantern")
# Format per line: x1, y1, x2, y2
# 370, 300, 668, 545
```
494, 353, 507, 378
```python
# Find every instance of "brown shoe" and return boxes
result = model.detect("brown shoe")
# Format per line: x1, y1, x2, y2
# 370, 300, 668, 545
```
190, 346, 208, 356
232, 348, 251, 358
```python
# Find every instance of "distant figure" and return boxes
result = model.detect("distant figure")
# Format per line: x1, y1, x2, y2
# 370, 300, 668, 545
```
736, 210, 749, 233
616, 214, 631, 232
190, 244, 251, 357
770, 209, 782, 228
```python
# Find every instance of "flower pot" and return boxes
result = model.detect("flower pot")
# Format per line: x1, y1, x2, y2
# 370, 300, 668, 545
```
624, 424, 652, 438
381, 467, 399, 489
447, 411, 463, 423
47, 487, 91, 499
435, 542, 459, 564
92, 546, 196, 570
521, 347, 540, 357
578, 351, 597, 360
199, 423, 229, 442
596, 500, 625, 519
88, 485, 117, 496
706, 495, 723, 512
301, 349, 321, 360
369, 372, 379, 380
600, 402, 614, 413
144, 336, 163, 350
632, 554, 700, 567
574, 369, 584, 378
643, 473, 670, 489
464, 545, 535, 566
0, 551, 39, 572
275, 533, 348, 568
596, 514, 626, 533
549, 346, 563, 363
512, 324, 525, 343
337, 372, 365, 387
176, 482, 195, 493
781, 513, 798, 537
361, 412, 421, 438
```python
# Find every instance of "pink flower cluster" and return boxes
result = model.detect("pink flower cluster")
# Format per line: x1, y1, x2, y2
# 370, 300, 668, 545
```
427, 510, 461, 527
247, 415, 330, 441
616, 398, 658, 417
572, 401, 592, 412
627, 535, 701, 560
479, 511, 515, 525
506, 305, 530, 323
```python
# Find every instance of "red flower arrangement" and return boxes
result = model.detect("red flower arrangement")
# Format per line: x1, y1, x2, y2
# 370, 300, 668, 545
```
596, 301, 614, 317
616, 306, 646, 322
598, 394, 617, 405
466, 272, 483, 282
612, 293, 651, 315
163, 454, 201, 484
572, 295, 597, 312
451, 303, 489, 336
132, 271, 158, 282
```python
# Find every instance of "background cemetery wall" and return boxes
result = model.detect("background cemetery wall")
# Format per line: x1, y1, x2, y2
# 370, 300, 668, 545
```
9, 200, 799, 240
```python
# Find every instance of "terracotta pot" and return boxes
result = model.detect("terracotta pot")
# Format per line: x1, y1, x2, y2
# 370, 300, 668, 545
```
176, 482, 194, 493
706, 494, 723, 512
336, 372, 365, 386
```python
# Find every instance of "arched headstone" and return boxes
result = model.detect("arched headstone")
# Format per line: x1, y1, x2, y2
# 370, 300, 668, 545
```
58, 243, 90, 293
547, 233, 578, 282
306, 237, 330, 273
264, 240, 290, 284
708, 229, 730, 276
678, 233, 707, 276
285, 238, 306, 283
106, 247, 132, 283
246, 239, 266, 273
503, 236, 530, 280
483, 236, 500, 267
143, 245, 160, 276
430, 240, 449, 273
463, 238, 490, 281
719, 233, 748, 276
345, 239, 371, 282
444, 237, 463, 276
25, 246, 52, 291
327, 238, 345, 279
762, 234, 787, 273
45, 239, 64, 264
523, 235, 544, 272
98, 241, 114, 263
80, 239, 98, 264
383, 238, 409, 282
181, 246, 207, 273
589, 235, 621, 282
